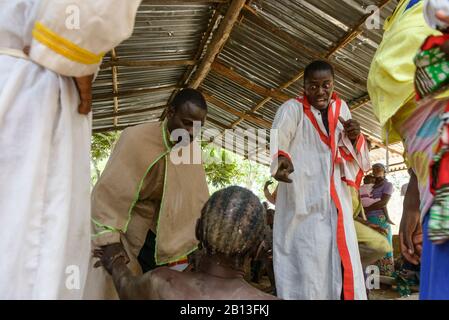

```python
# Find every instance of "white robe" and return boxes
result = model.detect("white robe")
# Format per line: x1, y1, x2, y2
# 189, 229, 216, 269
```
0, 0, 141, 299
270, 95, 370, 300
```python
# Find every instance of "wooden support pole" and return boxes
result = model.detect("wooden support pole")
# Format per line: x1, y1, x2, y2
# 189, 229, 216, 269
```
162, 6, 223, 121
189, 0, 247, 89
111, 49, 119, 128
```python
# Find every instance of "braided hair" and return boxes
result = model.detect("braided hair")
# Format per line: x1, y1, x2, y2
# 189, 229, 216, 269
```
196, 186, 266, 268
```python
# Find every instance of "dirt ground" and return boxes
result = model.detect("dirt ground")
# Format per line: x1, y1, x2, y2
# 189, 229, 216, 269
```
250, 276, 420, 300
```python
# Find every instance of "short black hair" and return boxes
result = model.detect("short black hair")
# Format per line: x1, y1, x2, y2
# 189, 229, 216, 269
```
304, 60, 335, 83
373, 163, 386, 171
197, 186, 266, 268
171, 88, 208, 111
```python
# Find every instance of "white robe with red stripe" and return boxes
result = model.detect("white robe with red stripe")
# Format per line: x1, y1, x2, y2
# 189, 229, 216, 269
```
270, 94, 370, 300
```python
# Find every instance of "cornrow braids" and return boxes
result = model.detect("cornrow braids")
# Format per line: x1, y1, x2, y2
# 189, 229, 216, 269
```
198, 186, 266, 268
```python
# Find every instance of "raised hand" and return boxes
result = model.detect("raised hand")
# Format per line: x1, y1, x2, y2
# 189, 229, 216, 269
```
339, 116, 361, 141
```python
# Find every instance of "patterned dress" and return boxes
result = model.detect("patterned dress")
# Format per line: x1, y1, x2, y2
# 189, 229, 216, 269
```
365, 180, 395, 276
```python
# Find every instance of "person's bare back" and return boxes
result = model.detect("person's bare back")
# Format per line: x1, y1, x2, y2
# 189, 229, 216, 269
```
141, 267, 277, 300
94, 186, 278, 300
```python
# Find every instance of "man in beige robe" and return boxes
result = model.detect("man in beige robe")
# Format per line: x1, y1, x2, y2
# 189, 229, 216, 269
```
84, 89, 210, 299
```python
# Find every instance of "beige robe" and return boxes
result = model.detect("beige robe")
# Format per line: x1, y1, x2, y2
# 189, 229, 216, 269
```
84, 121, 209, 299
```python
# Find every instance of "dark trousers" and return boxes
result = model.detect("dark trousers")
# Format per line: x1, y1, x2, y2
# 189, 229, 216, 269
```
138, 229, 161, 273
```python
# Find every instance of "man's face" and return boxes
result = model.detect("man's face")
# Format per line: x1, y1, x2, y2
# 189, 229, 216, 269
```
167, 101, 207, 143
304, 69, 334, 110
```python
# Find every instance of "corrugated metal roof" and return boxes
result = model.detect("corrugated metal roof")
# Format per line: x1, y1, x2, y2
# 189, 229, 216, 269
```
92, 0, 404, 165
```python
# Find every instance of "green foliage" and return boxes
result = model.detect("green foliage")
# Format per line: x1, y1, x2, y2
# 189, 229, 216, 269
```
202, 143, 272, 200
203, 145, 243, 189
91, 131, 121, 186
89, 133, 272, 201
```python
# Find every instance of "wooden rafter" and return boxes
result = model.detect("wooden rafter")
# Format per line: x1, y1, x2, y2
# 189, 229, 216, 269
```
206, 116, 230, 129
365, 134, 404, 157
201, 90, 271, 128
349, 94, 371, 111
111, 49, 119, 128
228, 0, 393, 129
189, 0, 247, 89
242, 6, 366, 89
162, 5, 224, 121
211, 62, 292, 101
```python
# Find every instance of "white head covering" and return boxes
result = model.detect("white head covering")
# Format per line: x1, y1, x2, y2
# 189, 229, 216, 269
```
423, 0, 449, 30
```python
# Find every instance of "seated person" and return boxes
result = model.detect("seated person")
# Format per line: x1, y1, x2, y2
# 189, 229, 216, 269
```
350, 185, 392, 269
251, 207, 275, 292
93, 186, 279, 300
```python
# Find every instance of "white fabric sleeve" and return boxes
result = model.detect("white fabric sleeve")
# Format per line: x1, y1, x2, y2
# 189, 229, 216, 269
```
29, 0, 142, 77
270, 99, 300, 175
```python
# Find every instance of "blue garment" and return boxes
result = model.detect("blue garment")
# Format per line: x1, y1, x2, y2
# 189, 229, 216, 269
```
405, 0, 421, 11
420, 214, 449, 299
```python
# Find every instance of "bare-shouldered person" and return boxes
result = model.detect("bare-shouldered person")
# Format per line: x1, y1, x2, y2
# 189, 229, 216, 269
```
93, 186, 279, 300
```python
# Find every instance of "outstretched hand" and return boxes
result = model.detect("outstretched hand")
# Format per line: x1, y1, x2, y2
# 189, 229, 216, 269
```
93, 243, 130, 275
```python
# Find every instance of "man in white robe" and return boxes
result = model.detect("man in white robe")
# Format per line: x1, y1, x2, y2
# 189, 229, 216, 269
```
271, 60, 370, 300
0, 0, 141, 299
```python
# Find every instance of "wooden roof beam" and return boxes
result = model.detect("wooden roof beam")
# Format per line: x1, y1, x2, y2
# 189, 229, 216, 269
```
189, 0, 247, 89
364, 134, 404, 157
202, 90, 271, 128
211, 61, 292, 101
162, 6, 224, 121
111, 48, 119, 128
230, 0, 392, 128
349, 94, 371, 111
